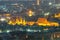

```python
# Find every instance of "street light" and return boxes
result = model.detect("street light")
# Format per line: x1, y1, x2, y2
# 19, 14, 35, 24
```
6, 30, 11, 33
0, 18, 6, 22
27, 29, 31, 32
27, 10, 34, 17
44, 12, 50, 16
0, 30, 2, 33
49, 2, 52, 5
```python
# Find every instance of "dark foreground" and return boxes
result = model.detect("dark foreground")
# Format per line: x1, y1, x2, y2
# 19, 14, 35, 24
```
0, 25, 60, 40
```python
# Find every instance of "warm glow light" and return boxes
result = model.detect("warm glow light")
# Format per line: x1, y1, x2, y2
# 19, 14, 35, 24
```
6, 17, 11, 19
8, 20, 16, 25
36, 18, 59, 26
37, 23, 50, 26
54, 13, 60, 18
8, 17, 26, 26
16, 18, 22, 25
57, 35, 60, 38
7, 17, 59, 27
22, 19, 26, 26
43, 28, 48, 31
27, 21, 35, 26
28, 10, 33, 17
50, 22, 59, 26
3, 14, 11, 17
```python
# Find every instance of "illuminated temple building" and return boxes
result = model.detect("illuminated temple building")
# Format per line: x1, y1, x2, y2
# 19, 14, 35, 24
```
8, 17, 59, 26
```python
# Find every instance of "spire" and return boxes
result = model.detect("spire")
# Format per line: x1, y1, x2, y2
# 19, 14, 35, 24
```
37, 0, 40, 5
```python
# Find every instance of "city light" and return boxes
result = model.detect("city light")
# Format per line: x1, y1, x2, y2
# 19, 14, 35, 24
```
44, 12, 50, 16
39, 30, 41, 32
0, 30, 2, 33
6, 30, 11, 33
27, 29, 32, 32
57, 35, 60, 38
49, 2, 52, 5
26, 29, 38, 32
0, 18, 6, 22
28, 10, 33, 17
7, 17, 59, 26
54, 13, 60, 18
27, 21, 35, 26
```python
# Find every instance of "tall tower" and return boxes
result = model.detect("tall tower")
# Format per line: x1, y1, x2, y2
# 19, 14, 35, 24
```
37, 0, 40, 5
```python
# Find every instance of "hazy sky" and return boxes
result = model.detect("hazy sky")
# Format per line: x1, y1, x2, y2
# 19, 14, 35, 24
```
1, 0, 35, 1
